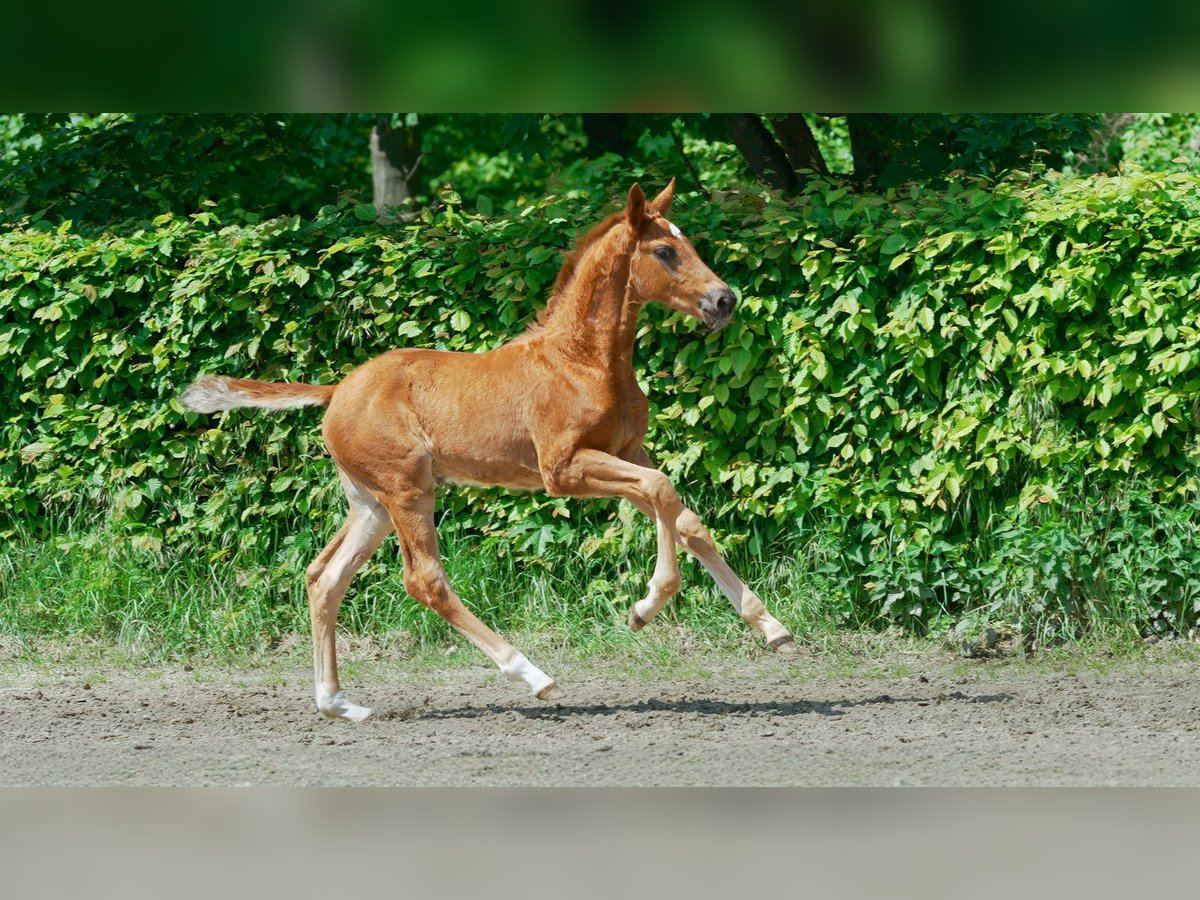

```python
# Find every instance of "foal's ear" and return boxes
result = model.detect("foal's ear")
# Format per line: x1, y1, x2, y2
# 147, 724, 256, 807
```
626, 183, 647, 228
649, 178, 676, 216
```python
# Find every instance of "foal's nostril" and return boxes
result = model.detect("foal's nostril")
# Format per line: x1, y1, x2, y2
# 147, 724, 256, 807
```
716, 288, 736, 316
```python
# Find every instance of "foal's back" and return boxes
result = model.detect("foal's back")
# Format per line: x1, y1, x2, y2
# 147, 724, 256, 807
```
320, 342, 559, 492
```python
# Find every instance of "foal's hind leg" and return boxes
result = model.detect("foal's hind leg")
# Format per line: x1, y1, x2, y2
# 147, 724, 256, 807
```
381, 479, 564, 701
306, 471, 393, 721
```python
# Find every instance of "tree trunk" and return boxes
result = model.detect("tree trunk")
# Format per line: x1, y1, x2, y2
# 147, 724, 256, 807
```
726, 114, 800, 194
370, 117, 421, 216
846, 114, 893, 186
767, 114, 829, 175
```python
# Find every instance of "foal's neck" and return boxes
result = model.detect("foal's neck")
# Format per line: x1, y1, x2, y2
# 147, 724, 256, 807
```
539, 233, 641, 377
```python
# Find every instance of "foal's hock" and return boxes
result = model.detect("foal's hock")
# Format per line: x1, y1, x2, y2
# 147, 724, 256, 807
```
181, 180, 797, 722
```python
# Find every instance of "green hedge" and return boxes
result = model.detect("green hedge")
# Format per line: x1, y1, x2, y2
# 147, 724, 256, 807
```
4, 168, 1200, 636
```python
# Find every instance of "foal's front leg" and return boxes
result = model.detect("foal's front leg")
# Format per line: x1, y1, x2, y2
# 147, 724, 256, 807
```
543, 448, 688, 628
624, 450, 797, 653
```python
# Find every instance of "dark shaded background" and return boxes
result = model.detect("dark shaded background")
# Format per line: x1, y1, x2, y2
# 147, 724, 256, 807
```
3, 0, 1200, 109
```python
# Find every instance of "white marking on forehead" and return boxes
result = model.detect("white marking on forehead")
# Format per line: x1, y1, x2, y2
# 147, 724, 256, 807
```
666, 220, 683, 239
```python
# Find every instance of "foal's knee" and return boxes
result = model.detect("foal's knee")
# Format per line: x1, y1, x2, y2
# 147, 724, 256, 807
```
676, 507, 714, 554
644, 471, 684, 519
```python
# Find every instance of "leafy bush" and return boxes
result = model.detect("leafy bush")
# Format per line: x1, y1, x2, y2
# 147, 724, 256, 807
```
4, 165, 1200, 639
1112, 114, 1200, 174
0, 114, 374, 229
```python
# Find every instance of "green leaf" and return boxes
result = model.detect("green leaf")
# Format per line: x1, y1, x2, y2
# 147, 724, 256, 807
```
810, 349, 830, 382
730, 347, 754, 378
313, 271, 335, 300
396, 321, 423, 339
748, 377, 767, 404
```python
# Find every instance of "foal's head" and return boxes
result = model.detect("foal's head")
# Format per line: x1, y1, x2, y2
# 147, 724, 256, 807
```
625, 179, 737, 331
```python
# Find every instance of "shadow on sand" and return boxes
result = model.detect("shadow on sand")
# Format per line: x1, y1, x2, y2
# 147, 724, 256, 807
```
409, 690, 1014, 722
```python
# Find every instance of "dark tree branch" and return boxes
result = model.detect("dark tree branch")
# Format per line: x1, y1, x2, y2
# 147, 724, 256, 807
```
767, 114, 829, 176
726, 114, 800, 194
671, 124, 710, 199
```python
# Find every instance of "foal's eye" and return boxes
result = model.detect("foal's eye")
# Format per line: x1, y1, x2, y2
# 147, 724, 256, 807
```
654, 245, 676, 262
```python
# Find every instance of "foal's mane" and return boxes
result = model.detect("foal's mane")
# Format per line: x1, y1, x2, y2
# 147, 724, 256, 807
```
524, 209, 635, 332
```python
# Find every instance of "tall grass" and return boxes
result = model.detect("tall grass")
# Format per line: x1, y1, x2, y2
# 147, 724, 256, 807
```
2, 474, 1197, 663
0, 509, 833, 663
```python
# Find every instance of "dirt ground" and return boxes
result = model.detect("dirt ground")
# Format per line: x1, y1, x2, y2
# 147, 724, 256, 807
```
3, 644, 1198, 786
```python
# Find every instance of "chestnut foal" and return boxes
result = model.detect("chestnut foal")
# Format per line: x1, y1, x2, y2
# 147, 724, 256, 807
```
182, 180, 796, 722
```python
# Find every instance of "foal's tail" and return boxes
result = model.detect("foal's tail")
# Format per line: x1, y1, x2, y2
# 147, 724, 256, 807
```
180, 376, 335, 414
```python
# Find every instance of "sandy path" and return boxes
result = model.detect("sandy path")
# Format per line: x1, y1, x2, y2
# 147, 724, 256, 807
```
2, 657, 1197, 786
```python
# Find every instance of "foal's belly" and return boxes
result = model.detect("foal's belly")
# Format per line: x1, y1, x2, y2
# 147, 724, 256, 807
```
431, 456, 546, 492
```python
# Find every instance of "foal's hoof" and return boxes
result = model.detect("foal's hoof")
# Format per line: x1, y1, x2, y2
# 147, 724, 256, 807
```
317, 691, 374, 723
536, 683, 565, 702
628, 608, 648, 632
341, 704, 375, 723
769, 635, 801, 656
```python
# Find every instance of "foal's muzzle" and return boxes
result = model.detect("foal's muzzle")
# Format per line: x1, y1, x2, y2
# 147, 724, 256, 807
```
699, 286, 737, 330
